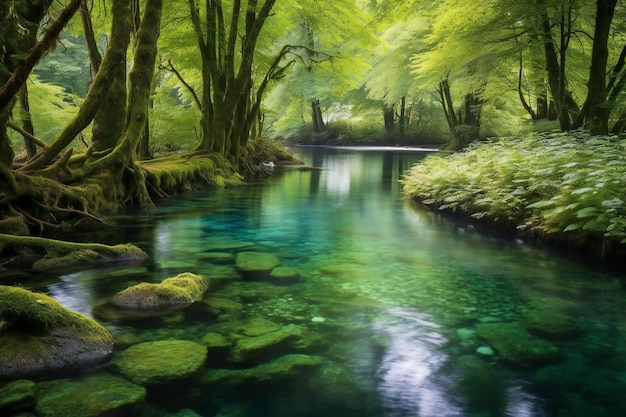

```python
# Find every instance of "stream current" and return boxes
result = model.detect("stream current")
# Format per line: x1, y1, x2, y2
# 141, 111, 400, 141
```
12, 146, 626, 417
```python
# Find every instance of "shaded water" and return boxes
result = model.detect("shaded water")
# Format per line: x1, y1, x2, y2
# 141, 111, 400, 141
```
10, 146, 626, 417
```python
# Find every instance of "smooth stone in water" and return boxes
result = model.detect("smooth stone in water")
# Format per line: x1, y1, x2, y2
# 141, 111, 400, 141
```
235, 251, 280, 273
35, 373, 146, 417
0, 379, 36, 414
475, 322, 561, 366
111, 340, 207, 386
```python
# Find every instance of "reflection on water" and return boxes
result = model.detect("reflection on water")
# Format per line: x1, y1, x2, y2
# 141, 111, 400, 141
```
375, 307, 462, 417
16, 146, 626, 417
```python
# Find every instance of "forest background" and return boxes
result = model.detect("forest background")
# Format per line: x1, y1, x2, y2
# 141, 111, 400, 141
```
1, 0, 626, 265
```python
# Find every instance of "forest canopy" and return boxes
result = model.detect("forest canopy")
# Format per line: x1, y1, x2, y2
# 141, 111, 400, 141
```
0, 0, 625, 240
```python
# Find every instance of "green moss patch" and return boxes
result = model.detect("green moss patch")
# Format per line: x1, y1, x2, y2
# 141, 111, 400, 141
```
110, 340, 207, 387
95, 272, 209, 321
36, 373, 146, 417
0, 286, 113, 380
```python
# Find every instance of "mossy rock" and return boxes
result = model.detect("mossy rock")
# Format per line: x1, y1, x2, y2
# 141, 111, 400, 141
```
202, 354, 322, 393
235, 251, 280, 274
110, 340, 207, 387
475, 322, 561, 366
230, 324, 303, 363
94, 273, 209, 320
524, 309, 581, 340
269, 266, 301, 283
235, 317, 281, 337
0, 379, 36, 414
0, 286, 113, 380
35, 373, 146, 417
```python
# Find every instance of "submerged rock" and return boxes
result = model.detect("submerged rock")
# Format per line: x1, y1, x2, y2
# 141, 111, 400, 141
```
230, 324, 303, 363
35, 373, 146, 417
236, 317, 281, 337
475, 322, 561, 366
94, 272, 209, 320
0, 379, 36, 414
0, 286, 113, 381
235, 251, 280, 276
202, 354, 322, 392
524, 309, 580, 340
110, 340, 207, 387
269, 266, 301, 283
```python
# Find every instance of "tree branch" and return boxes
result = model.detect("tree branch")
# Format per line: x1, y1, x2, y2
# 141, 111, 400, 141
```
0, 0, 82, 114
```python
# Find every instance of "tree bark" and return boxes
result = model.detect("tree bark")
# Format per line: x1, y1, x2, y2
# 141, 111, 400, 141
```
575, 0, 617, 134
19, 86, 37, 159
21, 0, 132, 172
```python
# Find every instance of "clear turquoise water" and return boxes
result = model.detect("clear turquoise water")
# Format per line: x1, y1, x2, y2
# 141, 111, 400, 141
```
21, 147, 626, 416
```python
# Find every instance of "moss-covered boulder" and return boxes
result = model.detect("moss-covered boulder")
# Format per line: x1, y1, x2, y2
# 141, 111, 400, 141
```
475, 322, 561, 366
524, 309, 581, 340
235, 251, 280, 277
94, 273, 208, 320
110, 340, 207, 387
0, 286, 113, 380
35, 373, 146, 417
230, 324, 303, 363
202, 354, 322, 393
0, 379, 36, 414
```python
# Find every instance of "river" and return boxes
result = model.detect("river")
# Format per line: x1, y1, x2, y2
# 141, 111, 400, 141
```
16, 146, 626, 416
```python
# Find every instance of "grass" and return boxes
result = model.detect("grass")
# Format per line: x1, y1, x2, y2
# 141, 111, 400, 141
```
401, 130, 626, 261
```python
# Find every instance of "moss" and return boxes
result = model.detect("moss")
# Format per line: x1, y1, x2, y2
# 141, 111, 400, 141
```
0, 234, 147, 271
140, 153, 243, 197
0, 285, 113, 379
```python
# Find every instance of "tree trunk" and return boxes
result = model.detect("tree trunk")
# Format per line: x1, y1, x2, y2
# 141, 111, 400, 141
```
383, 103, 395, 133
19, 86, 37, 159
21, 0, 132, 172
574, 0, 617, 134
312, 99, 326, 132
399, 96, 406, 134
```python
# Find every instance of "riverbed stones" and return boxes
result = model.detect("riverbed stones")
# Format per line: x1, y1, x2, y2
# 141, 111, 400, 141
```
236, 317, 281, 337
95, 273, 209, 320
0, 379, 36, 414
35, 373, 146, 417
0, 286, 113, 380
110, 340, 207, 387
235, 251, 280, 276
475, 322, 561, 366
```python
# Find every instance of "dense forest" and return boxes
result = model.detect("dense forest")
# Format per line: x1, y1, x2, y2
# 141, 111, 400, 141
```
0, 0, 625, 262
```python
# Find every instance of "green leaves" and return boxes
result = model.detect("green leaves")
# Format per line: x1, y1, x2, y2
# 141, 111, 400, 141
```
401, 131, 626, 246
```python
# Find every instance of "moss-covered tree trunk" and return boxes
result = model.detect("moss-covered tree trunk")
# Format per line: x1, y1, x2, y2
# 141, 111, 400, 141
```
71, 0, 162, 207
187, 0, 277, 162
21, 0, 132, 172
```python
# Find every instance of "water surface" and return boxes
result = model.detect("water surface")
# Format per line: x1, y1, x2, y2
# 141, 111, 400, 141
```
19, 147, 626, 416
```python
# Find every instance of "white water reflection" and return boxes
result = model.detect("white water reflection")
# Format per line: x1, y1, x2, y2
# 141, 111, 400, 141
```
48, 271, 97, 318
375, 307, 464, 417
375, 307, 546, 417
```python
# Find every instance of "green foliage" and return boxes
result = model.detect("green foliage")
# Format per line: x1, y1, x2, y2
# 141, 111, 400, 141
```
402, 131, 626, 247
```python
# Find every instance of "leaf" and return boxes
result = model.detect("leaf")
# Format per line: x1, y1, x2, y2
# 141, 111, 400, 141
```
527, 200, 555, 209
576, 207, 601, 218
601, 198, 624, 208
563, 223, 582, 232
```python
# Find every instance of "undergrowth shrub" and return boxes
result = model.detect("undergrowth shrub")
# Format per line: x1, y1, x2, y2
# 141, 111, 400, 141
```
401, 130, 626, 249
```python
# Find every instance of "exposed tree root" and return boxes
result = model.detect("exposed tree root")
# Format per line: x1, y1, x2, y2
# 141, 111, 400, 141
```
0, 233, 147, 271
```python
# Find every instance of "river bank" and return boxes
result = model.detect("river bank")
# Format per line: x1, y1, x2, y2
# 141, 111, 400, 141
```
401, 130, 626, 268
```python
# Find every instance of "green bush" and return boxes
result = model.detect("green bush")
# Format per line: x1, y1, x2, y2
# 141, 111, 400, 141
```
401, 130, 626, 248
